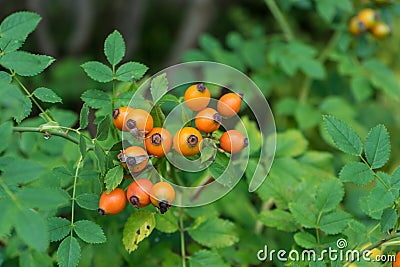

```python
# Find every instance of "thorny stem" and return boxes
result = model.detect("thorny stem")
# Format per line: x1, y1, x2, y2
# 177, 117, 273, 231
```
264, 0, 294, 41
13, 126, 80, 146
70, 155, 83, 237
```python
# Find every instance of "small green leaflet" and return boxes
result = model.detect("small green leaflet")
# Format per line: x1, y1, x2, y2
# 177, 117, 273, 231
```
57, 236, 81, 267
0, 71, 12, 85
94, 144, 106, 175
116, 62, 148, 81
74, 220, 106, 244
380, 209, 397, 232
0, 11, 41, 41
318, 210, 352, 235
315, 179, 344, 213
339, 162, 374, 185
363, 59, 400, 98
275, 129, 308, 157
323, 115, 363, 156
79, 135, 87, 158
259, 210, 298, 232
123, 210, 155, 253
289, 202, 316, 228
105, 165, 124, 193
79, 103, 89, 129
81, 61, 113, 83
150, 73, 168, 102
0, 121, 13, 154
33, 87, 62, 103
155, 211, 179, 233
76, 193, 100, 211
81, 89, 111, 109
189, 250, 229, 267
364, 124, 390, 169
48, 217, 71, 242
104, 30, 125, 67
16, 187, 70, 210
294, 232, 317, 249
16, 209, 49, 252
96, 115, 111, 141
188, 217, 239, 248
0, 51, 54, 77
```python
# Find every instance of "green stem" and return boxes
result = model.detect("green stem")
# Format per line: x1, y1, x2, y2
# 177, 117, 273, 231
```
298, 30, 341, 104
70, 155, 83, 235
13, 75, 55, 122
264, 0, 294, 41
360, 155, 390, 190
13, 126, 80, 145
179, 207, 187, 267
254, 198, 274, 234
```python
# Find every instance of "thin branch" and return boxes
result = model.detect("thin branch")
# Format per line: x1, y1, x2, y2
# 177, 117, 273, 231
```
264, 0, 294, 41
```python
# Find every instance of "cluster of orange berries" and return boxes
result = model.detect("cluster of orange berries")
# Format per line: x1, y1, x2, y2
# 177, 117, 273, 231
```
98, 83, 248, 215
349, 8, 391, 38
98, 179, 175, 215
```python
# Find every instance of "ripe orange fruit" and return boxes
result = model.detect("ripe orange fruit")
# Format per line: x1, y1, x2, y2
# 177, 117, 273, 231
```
358, 8, 379, 29
217, 92, 243, 118
123, 146, 149, 173
219, 130, 248, 154
98, 188, 127, 215
393, 252, 400, 267
126, 178, 153, 208
145, 128, 173, 157
184, 83, 211, 111
173, 127, 203, 156
112, 106, 134, 131
150, 181, 175, 214
371, 22, 391, 39
195, 108, 222, 133
124, 109, 153, 134
349, 16, 366, 35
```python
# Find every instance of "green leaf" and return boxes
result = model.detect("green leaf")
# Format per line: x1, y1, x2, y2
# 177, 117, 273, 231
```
209, 152, 234, 181
33, 87, 62, 103
0, 199, 17, 238
150, 73, 168, 102
380, 209, 397, 232
104, 165, 124, 193
96, 115, 111, 141
1, 85, 32, 123
19, 249, 53, 267
363, 59, 400, 98
339, 162, 375, 185
104, 30, 125, 67
0, 51, 54, 76
123, 210, 155, 253
155, 212, 178, 233
294, 232, 317, 249
94, 144, 106, 175
3, 159, 45, 184
319, 210, 352, 235
350, 76, 373, 102
16, 187, 69, 210
57, 236, 81, 267
150, 105, 166, 128
79, 135, 87, 157
0, 71, 12, 85
16, 209, 48, 252
74, 220, 106, 244
76, 193, 99, 211
368, 185, 394, 213
300, 59, 326, 79
289, 203, 316, 228
295, 104, 321, 129
0, 37, 24, 53
81, 61, 113, 83
275, 129, 308, 157
316, 179, 344, 213
365, 124, 390, 169
188, 217, 239, 248
0, 11, 41, 41
79, 103, 89, 129
200, 140, 216, 164
48, 217, 71, 242
259, 210, 298, 232
0, 121, 13, 154
115, 61, 148, 81
81, 89, 111, 109
316, 0, 353, 23
323, 115, 363, 156
189, 250, 229, 267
